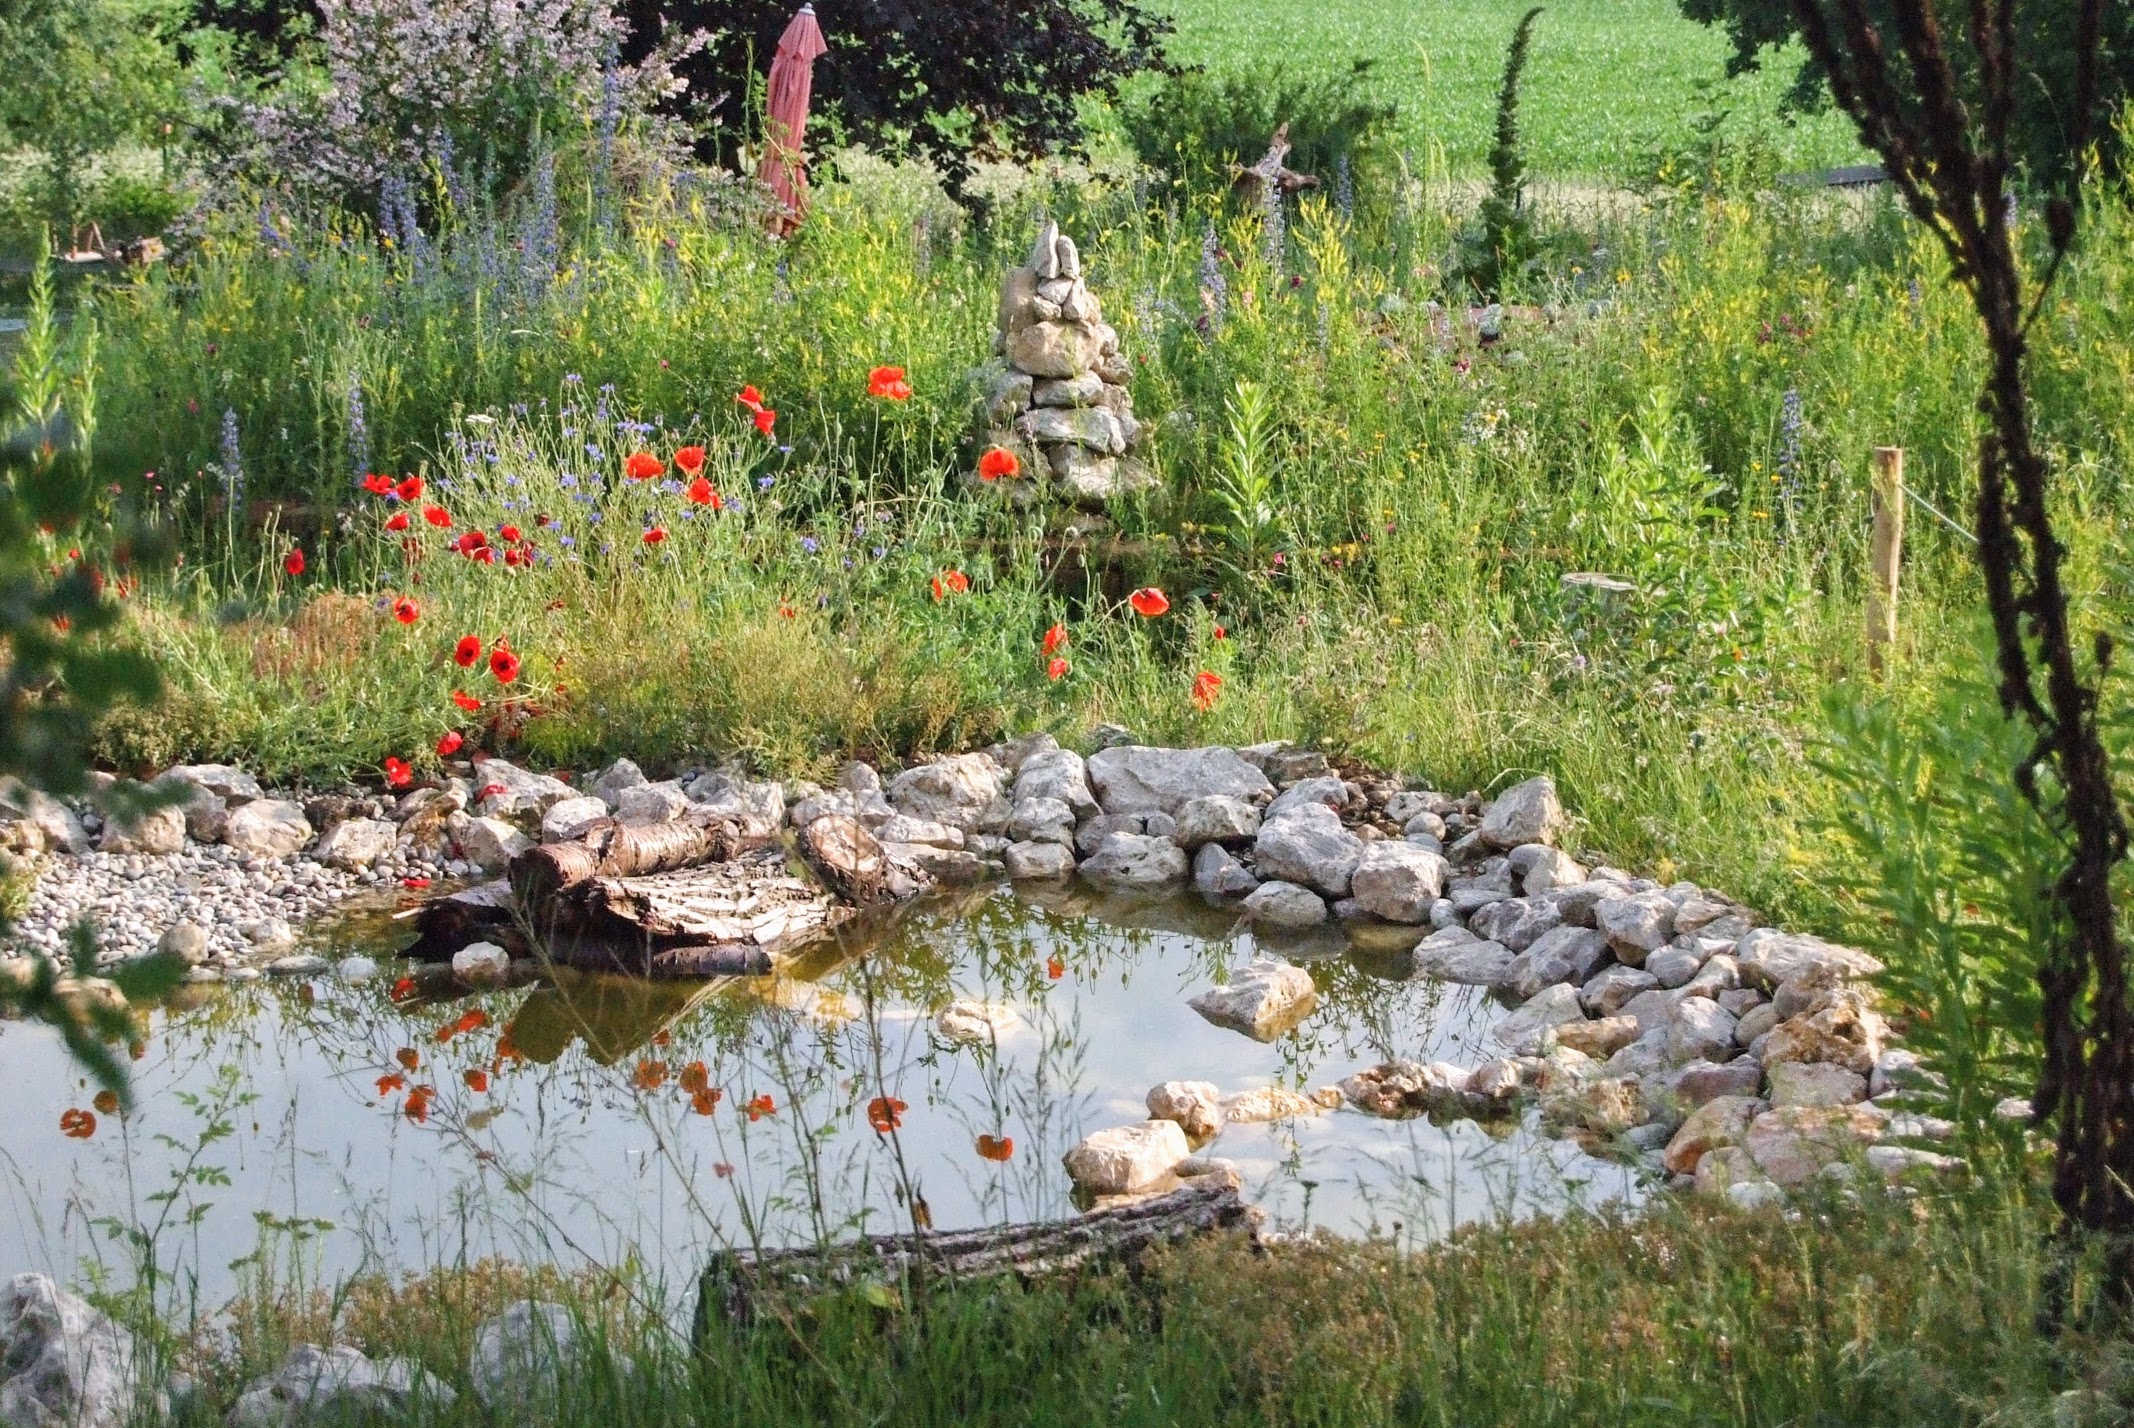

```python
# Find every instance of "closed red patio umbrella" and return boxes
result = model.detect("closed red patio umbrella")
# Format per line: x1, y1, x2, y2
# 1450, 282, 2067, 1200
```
757, 4, 829, 235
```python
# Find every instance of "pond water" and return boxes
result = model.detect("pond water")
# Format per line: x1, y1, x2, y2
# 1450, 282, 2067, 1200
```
0, 880, 1641, 1304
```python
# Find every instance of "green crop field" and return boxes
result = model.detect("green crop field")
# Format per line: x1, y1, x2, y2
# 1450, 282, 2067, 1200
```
1154, 0, 1867, 178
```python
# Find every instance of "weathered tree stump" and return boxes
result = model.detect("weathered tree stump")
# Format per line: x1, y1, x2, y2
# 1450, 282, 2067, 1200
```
1231, 123, 1320, 207
694, 1175, 1261, 1331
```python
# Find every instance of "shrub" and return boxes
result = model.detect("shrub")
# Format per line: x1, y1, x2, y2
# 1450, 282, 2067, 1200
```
0, 0, 188, 234
222, 0, 702, 209
1121, 60, 1396, 206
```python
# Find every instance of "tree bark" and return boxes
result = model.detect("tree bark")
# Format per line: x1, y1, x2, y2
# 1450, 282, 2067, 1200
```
694, 1175, 1262, 1331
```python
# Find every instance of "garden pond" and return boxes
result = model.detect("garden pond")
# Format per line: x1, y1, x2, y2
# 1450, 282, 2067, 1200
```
1, 880, 1642, 1302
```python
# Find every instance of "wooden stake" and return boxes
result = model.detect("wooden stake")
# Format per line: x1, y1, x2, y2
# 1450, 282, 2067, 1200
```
1867, 446, 1905, 676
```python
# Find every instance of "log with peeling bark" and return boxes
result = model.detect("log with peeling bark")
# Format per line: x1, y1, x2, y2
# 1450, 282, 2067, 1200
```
407, 805, 928, 977
694, 1175, 1262, 1330
509, 815, 775, 912
1230, 122, 1319, 207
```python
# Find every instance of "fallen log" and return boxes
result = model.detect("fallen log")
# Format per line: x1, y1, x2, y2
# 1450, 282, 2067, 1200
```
509, 814, 776, 913
694, 1174, 1261, 1331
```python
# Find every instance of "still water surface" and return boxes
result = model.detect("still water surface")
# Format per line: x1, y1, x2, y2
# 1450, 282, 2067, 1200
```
0, 880, 1640, 1302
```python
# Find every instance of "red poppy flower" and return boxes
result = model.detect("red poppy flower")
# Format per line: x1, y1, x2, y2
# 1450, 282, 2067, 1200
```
436, 730, 464, 757
675, 445, 707, 476
472, 547, 496, 565
978, 447, 1020, 480
464, 1068, 489, 1093
1047, 656, 1069, 681
363, 473, 395, 495
385, 511, 411, 532
503, 548, 525, 567
867, 365, 913, 400
384, 756, 413, 789
778, 602, 796, 619
1213, 623, 1227, 640
389, 977, 415, 1002
643, 526, 667, 545
401, 876, 431, 889
746, 1093, 777, 1121
634, 1060, 669, 1090
1042, 623, 1067, 656
403, 1089, 432, 1124
452, 690, 482, 711
735, 385, 765, 412
423, 505, 452, 527
1046, 955, 1064, 979
454, 636, 482, 667
396, 476, 424, 502
1129, 587, 1170, 617
1191, 670, 1223, 713
679, 1061, 711, 1095
59, 1108, 96, 1139
624, 451, 664, 481
866, 1096, 907, 1134
930, 569, 970, 601
454, 530, 487, 555
498, 524, 522, 543
377, 1073, 406, 1096
752, 407, 776, 436
396, 1047, 420, 1071
976, 1133, 1014, 1162
392, 597, 420, 625
692, 1090, 721, 1116
685, 476, 716, 506
283, 548, 306, 576
489, 649, 521, 683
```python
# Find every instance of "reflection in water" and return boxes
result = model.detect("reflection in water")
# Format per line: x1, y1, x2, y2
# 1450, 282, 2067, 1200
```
0, 884, 1642, 1305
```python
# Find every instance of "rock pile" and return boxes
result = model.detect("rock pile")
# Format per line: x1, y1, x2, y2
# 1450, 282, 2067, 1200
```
5, 730, 1956, 1207
0, 757, 792, 977
972, 220, 1153, 508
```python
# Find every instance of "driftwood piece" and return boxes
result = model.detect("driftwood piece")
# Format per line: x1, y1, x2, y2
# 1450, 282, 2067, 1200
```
695, 1175, 1261, 1331
578, 848, 846, 947
403, 880, 530, 960
1230, 122, 1319, 207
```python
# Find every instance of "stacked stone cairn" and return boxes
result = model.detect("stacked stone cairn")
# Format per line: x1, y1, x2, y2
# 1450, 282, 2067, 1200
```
971, 220, 1153, 508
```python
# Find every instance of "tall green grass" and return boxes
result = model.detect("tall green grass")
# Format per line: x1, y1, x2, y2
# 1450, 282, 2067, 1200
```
139, 1169, 2129, 1426
72, 159, 2134, 940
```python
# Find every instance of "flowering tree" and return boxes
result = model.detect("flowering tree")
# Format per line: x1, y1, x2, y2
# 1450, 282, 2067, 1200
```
234, 0, 702, 205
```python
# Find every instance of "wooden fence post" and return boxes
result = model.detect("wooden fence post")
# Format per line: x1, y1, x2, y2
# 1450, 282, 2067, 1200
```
1867, 446, 1905, 676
